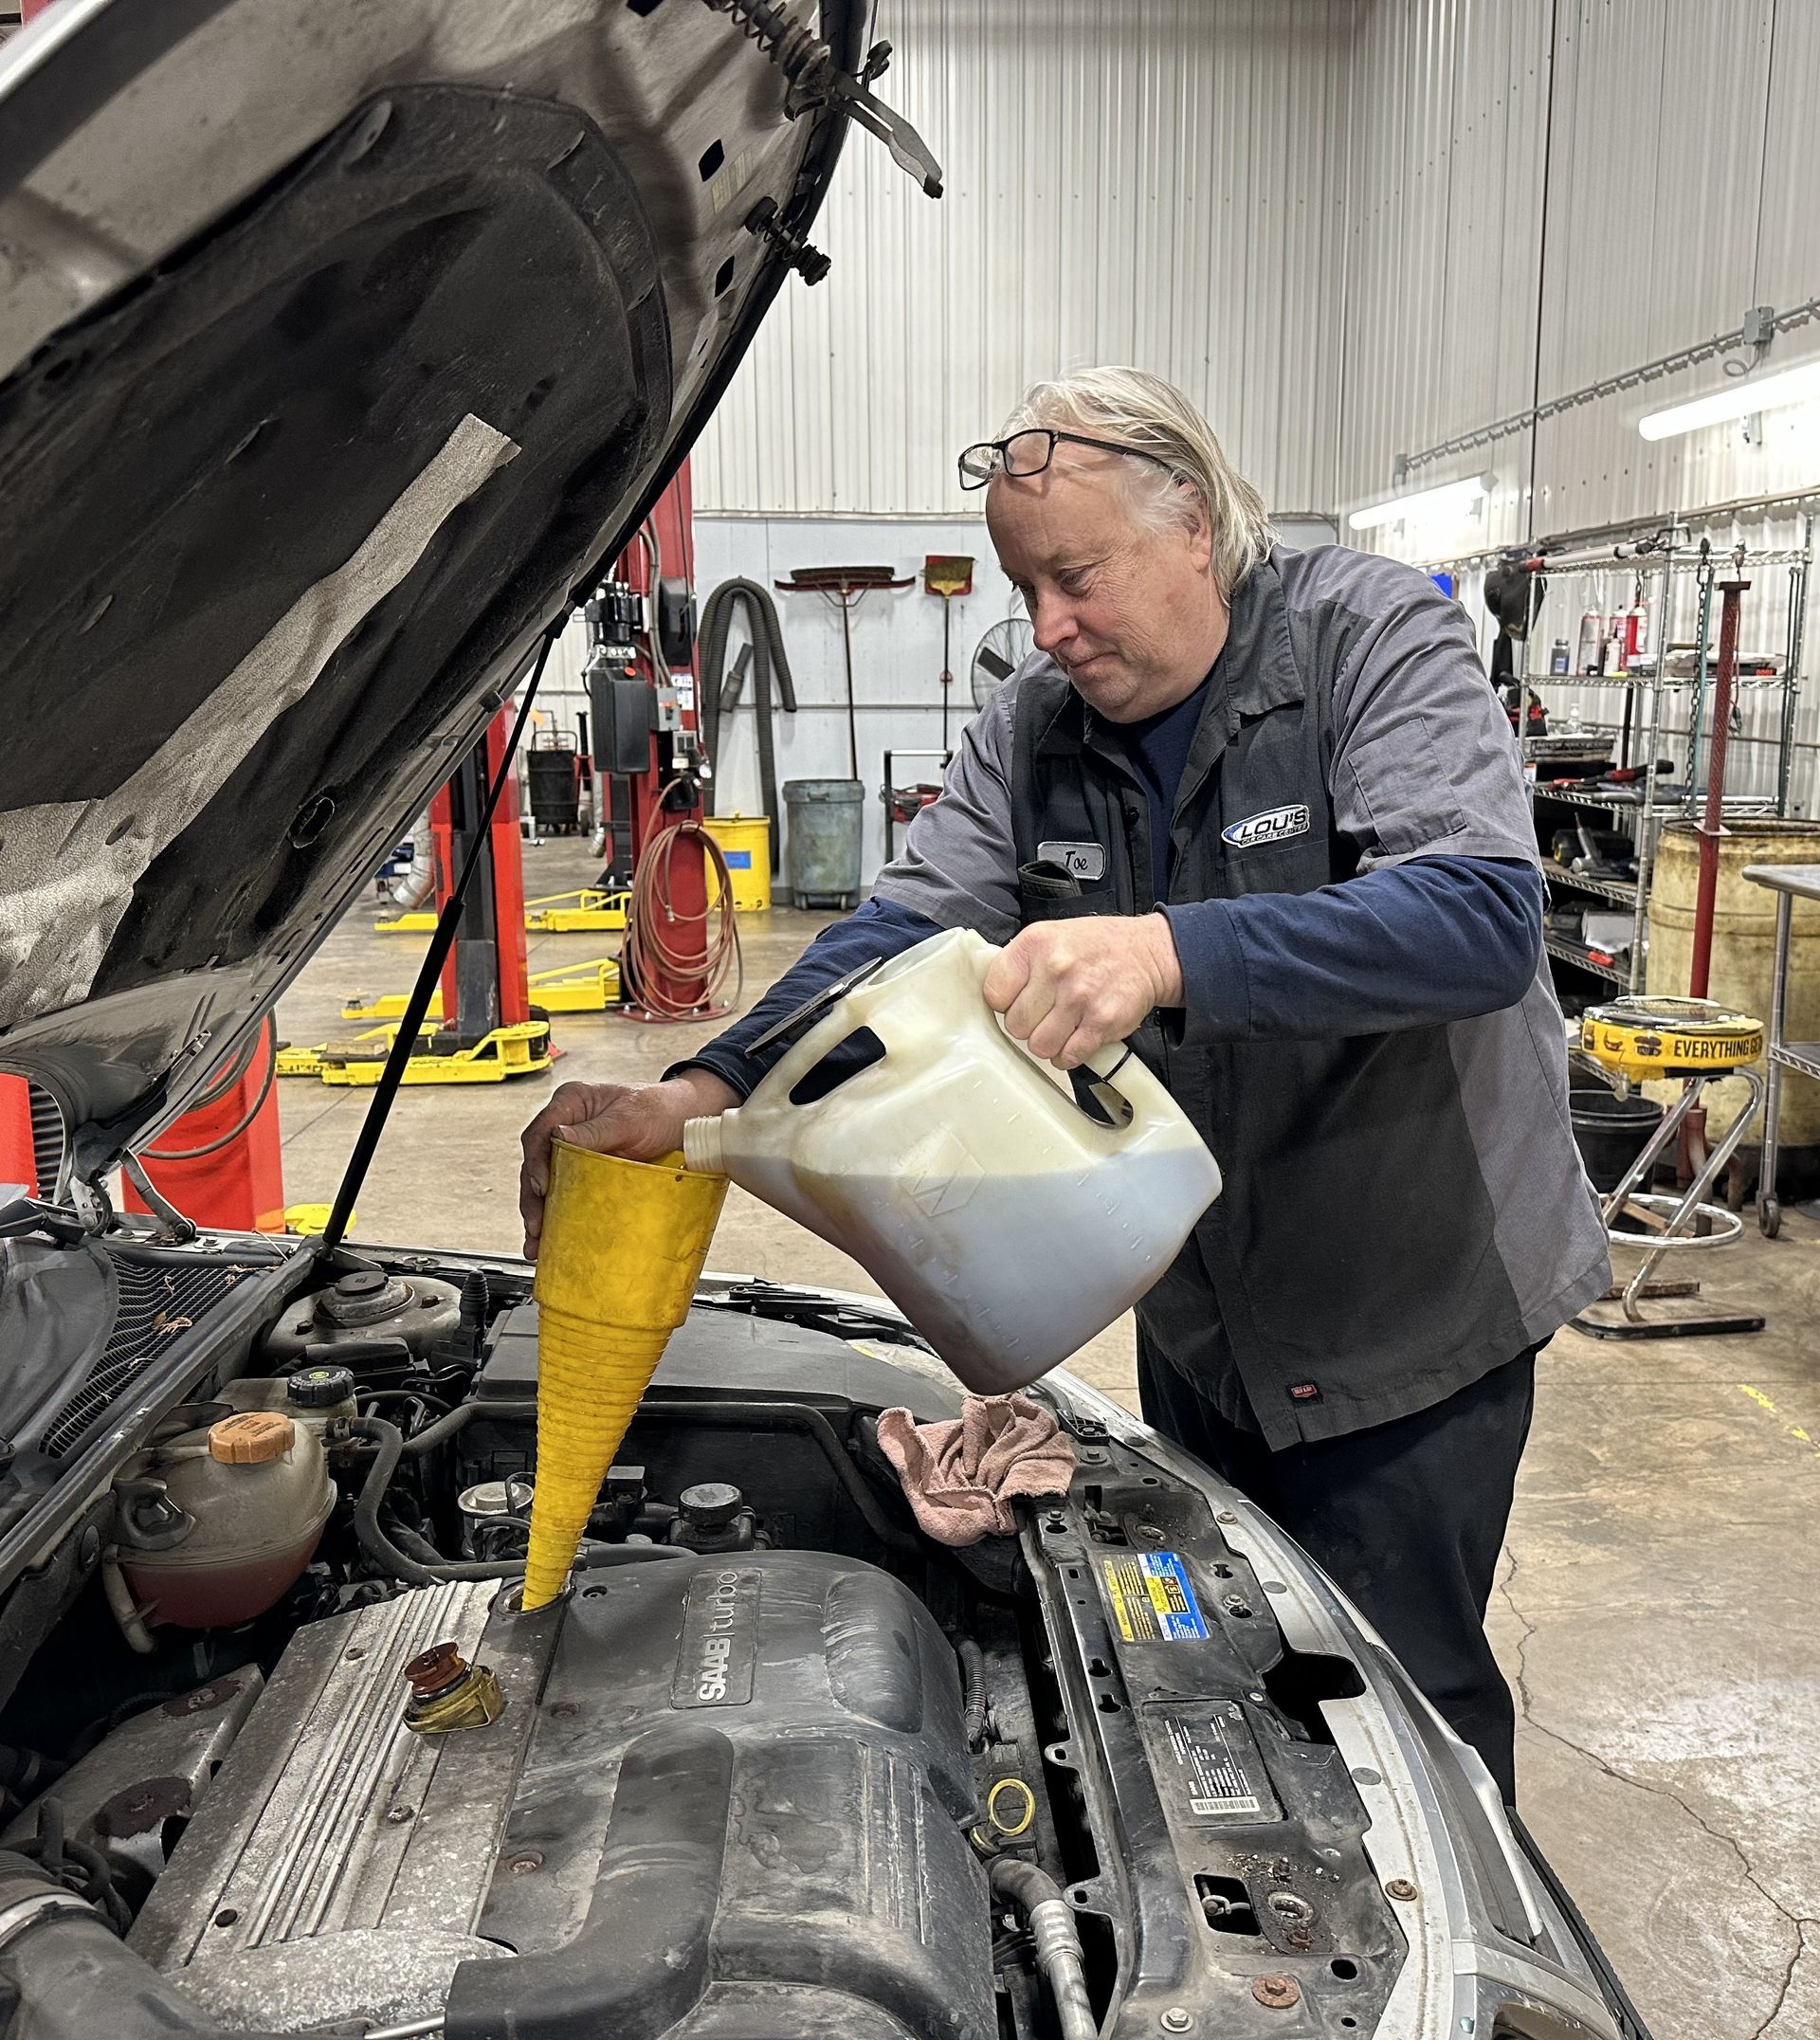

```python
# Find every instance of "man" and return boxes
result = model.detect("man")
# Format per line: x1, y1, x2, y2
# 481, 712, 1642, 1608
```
519, 367, 1609, 1804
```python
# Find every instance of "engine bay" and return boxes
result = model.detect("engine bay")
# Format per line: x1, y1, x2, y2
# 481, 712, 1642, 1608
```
0, 1238, 1410, 2039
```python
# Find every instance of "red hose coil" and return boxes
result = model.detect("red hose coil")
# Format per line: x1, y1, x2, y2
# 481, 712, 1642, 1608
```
623, 820, 744, 1021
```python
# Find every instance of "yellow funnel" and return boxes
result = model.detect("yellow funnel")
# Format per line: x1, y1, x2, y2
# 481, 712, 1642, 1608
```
522, 1143, 728, 1608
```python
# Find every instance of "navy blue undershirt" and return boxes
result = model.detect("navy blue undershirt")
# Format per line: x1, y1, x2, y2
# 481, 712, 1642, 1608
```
1122, 678, 1210, 903
677, 702, 1542, 1100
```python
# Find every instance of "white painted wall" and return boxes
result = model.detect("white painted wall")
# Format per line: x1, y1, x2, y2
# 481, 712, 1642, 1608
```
694, 515, 1018, 884
516, 519, 1019, 887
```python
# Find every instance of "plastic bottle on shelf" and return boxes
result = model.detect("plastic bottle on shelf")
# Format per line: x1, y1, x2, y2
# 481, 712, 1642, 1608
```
1549, 638, 1571, 674
1577, 610, 1606, 675
1623, 594, 1650, 665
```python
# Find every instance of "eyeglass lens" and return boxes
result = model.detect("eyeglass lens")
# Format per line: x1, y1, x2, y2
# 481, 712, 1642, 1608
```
999, 430, 1057, 476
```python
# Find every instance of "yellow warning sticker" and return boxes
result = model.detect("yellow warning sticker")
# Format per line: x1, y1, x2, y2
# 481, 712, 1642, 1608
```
1100, 1552, 1209, 1643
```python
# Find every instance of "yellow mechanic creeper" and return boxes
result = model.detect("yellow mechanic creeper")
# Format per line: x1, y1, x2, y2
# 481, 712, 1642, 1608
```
521, 1143, 728, 1609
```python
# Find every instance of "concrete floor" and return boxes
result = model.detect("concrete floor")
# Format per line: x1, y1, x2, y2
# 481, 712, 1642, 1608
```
278, 834, 1820, 2040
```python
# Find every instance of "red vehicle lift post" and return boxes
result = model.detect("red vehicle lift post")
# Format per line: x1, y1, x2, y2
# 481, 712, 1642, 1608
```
0, 1078, 38, 1197
433, 707, 534, 1041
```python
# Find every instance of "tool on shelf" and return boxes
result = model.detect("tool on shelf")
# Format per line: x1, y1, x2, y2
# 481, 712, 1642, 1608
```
774, 566, 914, 776
922, 555, 974, 748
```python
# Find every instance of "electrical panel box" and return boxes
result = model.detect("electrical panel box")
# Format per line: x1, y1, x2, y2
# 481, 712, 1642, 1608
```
588, 665, 653, 775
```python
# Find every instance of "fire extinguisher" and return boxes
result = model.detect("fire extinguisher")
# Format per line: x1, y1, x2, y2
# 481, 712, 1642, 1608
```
1622, 576, 1651, 666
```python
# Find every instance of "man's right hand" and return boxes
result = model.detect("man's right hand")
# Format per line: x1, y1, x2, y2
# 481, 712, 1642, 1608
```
518, 1069, 740, 1260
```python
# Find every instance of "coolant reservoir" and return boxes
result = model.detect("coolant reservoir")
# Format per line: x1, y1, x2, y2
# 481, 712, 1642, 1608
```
682, 927, 1221, 1393
116, 1411, 335, 1630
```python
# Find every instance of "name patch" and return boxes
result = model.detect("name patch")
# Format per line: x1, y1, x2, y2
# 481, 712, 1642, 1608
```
1221, 804, 1311, 851
671, 1565, 762, 1707
1036, 840, 1107, 882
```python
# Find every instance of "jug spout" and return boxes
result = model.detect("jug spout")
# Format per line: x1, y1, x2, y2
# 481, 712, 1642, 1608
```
682, 1116, 724, 1175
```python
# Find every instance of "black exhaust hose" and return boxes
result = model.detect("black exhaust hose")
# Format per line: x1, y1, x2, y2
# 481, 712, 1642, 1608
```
698, 578, 796, 871
0, 1861, 284, 2040
346, 1416, 694, 1585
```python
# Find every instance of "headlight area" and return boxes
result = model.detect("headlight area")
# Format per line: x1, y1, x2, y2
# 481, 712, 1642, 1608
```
1044, 1374, 1638, 2040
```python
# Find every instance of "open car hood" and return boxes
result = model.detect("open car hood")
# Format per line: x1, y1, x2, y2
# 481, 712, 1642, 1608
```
0, 0, 906, 1178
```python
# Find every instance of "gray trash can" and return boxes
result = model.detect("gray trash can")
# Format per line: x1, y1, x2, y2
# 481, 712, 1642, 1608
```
784, 778, 864, 909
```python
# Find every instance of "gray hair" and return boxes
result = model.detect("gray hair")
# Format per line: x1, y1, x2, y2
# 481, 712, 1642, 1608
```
994, 367, 1275, 596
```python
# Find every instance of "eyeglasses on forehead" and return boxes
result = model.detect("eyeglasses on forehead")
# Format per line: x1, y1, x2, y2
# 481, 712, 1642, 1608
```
956, 428, 1182, 491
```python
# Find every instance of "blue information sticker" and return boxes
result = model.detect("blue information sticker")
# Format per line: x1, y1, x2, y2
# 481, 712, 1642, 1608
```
1100, 1551, 1209, 1643
725, 849, 753, 869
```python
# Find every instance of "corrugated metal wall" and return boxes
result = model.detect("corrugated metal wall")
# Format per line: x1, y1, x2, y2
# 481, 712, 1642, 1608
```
1336, 0, 1820, 810
1338, 0, 1819, 553
1336, 0, 1552, 552
692, 2, 1820, 803
693, 0, 1352, 519
702, 0, 1819, 547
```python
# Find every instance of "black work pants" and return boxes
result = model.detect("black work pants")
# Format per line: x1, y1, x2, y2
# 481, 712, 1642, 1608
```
1137, 1345, 1537, 1806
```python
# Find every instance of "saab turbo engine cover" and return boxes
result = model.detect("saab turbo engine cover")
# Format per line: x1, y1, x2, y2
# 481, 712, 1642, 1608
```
130, 1555, 992, 2039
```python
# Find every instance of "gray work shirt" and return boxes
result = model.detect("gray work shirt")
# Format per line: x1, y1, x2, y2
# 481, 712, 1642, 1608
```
869, 542, 1610, 1448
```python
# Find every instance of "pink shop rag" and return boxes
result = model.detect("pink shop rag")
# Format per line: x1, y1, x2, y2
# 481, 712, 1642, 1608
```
875, 1393, 1077, 1546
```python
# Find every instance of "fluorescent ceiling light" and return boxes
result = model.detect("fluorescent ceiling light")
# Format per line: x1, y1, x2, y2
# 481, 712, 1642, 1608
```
1638, 358, 1820, 441
1347, 473, 1497, 532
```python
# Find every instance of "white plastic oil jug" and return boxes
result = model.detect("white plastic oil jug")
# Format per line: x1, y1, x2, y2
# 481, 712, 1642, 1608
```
682, 928, 1222, 1393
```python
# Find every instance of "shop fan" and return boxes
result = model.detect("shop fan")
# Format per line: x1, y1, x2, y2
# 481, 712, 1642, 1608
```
970, 614, 1034, 709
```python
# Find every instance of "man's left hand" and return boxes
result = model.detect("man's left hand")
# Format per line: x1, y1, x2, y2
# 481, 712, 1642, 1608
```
981, 913, 1184, 1068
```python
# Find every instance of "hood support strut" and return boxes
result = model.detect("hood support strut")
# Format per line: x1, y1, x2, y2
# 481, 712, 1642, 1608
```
320, 625, 561, 1251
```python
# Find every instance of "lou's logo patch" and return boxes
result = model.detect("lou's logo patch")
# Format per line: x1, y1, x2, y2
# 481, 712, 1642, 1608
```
1222, 804, 1311, 850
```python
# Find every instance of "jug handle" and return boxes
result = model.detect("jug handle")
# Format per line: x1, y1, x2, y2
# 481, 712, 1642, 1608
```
757, 987, 893, 1106
945, 938, 1183, 1141
757, 938, 1178, 1139
756, 928, 988, 1106
1073, 1037, 1183, 1138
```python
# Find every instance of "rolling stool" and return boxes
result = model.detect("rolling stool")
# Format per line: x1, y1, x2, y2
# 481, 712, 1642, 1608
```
1573, 996, 1767, 1339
